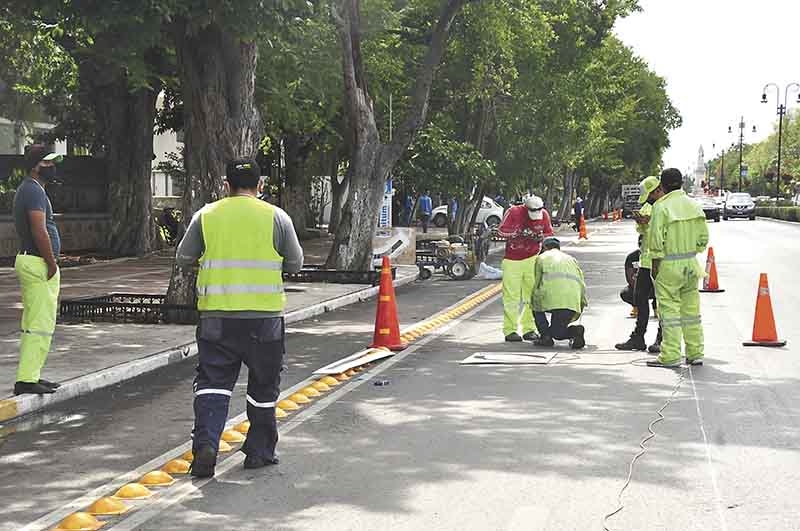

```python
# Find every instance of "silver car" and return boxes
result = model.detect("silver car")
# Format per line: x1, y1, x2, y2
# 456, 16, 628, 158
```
723, 192, 756, 220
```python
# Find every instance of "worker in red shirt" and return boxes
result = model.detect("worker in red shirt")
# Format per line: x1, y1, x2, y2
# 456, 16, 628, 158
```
497, 195, 554, 341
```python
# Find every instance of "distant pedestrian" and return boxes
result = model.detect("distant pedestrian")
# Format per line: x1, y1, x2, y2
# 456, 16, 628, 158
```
176, 158, 304, 477
418, 191, 433, 233
12, 144, 64, 395
403, 194, 414, 227
573, 197, 584, 231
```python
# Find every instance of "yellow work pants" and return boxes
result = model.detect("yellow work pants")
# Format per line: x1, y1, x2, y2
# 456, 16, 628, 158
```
15, 254, 60, 383
502, 256, 537, 336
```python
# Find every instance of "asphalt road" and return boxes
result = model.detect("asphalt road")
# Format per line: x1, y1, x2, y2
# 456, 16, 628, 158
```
4, 218, 800, 531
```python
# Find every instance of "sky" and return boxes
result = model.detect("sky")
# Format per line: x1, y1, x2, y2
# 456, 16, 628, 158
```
614, 0, 800, 174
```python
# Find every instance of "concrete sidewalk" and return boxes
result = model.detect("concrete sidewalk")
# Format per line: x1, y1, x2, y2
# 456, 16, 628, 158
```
0, 236, 418, 422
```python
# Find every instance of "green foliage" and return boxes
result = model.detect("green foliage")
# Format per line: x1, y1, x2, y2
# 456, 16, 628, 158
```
755, 206, 800, 222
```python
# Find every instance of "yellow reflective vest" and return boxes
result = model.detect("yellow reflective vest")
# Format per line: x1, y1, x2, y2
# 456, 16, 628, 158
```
636, 202, 653, 269
196, 196, 285, 312
533, 248, 587, 315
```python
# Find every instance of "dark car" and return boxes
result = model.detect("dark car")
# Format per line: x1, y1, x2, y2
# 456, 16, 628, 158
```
723, 192, 756, 220
696, 196, 720, 222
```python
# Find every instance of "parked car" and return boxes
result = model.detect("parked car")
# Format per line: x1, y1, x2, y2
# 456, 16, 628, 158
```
432, 196, 505, 228
792, 193, 800, 206
696, 196, 720, 222
723, 192, 756, 220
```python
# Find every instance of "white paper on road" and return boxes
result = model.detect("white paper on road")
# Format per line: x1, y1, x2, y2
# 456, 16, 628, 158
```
313, 347, 395, 375
461, 352, 557, 365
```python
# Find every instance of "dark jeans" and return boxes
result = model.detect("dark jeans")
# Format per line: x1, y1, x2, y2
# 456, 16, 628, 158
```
633, 268, 662, 341
534, 309, 578, 340
421, 214, 431, 233
193, 317, 284, 461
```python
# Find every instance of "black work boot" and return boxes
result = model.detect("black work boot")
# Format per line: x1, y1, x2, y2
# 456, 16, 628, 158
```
14, 381, 56, 395
505, 332, 523, 342
522, 331, 540, 341
38, 379, 61, 389
533, 336, 554, 347
243, 454, 280, 469
615, 334, 646, 351
648, 341, 661, 354
190, 446, 217, 478
569, 325, 586, 350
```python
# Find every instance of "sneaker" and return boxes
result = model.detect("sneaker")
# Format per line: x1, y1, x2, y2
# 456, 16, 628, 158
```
615, 335, 646, 351
190, 446, 217, 478
646, 358, 681, 368
505, 333, 523, 342
686, 357, 704, 366
38, 379, 61, 389
14, 381, 56, 395
569, 325, 586, 350
647, 342, 661, 354
533, 336, 554, 347
522, 331, 540, 341
243, 454, 280, 469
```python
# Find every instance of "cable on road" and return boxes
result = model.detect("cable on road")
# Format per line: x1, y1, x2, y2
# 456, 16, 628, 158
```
601, 366, 687, 531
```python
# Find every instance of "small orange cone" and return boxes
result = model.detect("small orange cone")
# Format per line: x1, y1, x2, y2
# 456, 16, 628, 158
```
743, 273, 786, 347
370, 256, 407, 351
699, 247, 725, 293
578, 216, 588, 240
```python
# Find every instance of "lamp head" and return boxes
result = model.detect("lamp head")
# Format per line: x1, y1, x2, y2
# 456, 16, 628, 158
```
761, 93, 768, 103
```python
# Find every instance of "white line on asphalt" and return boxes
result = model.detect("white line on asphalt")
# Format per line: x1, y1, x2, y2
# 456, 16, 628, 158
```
689, 365, 729, 531
19, 283, 499, 531
106, 288, 501, 531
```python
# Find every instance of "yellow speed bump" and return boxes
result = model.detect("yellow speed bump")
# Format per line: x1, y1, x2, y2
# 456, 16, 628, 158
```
278, 399, 300, 410
233, 420, 250, 434
180, 450, 193, 462
139, 470, 175, 487
344, 369, 357, 377
320, 376, 340, 386
161, 459, 191, 475
288, 393, 311, 404
334, 373, 350, 381
312, 381, 331, 392
221, 429, 246, 443
219, 440, 233, 453
299, 386, 320, 398
86, 496, 129, 516
53, 512, 104, 531
113, 483, 153, 500
275, 407, 288, 418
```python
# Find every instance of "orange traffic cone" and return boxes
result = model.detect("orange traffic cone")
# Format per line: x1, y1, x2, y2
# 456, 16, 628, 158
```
699, 247, 724, 293
578, 215, 588, 239
370, 256, 407, 351
742, 273, 786, 347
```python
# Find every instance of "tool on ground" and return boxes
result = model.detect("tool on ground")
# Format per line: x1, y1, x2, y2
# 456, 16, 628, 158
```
743, 273, 786, 347
370, 256, 408, 351
699, 247, 725, 293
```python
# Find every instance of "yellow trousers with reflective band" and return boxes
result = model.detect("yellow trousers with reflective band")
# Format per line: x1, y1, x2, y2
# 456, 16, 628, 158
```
15, 255, 60, 383
654, 260, 703, 363
502, 256, 537, 336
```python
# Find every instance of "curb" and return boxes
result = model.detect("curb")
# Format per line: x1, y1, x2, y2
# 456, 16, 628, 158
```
0, 267, 419, 424
756, 216, 799, 226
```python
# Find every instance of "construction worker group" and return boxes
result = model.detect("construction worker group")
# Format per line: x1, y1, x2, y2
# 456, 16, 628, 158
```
498, 167, 707, 366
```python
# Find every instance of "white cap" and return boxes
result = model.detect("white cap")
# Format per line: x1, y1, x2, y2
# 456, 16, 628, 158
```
524, 195, 544, 220
576, 197, 582, 202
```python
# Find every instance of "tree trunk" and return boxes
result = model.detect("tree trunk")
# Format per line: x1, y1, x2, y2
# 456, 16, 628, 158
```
283, 134, 314, 239
165, 21, 262, 312
557, 169, 576, 223
326, 0, 465, 270
81, 58, 161, 257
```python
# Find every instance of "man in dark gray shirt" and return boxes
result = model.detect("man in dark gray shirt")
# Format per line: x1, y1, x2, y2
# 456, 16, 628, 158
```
11, 145, 63, 395
175, 158, 303, 478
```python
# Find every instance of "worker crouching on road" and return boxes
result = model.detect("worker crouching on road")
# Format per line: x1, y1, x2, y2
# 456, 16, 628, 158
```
646, 168, 708, 368
531, 237, 587, 349
497, 195, 554, 342
175, 159, 304, 477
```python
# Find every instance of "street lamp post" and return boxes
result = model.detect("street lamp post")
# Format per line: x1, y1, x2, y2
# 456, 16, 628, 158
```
727, 118, 757, 192
761, 83, 800, 198
711, 142, 734, 195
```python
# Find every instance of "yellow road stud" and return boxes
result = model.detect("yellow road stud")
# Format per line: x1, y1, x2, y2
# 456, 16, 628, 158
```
86, 497, 130, 516
139, 470, 175, 487
113, 483, 153, 500
289, 393, 311, 404
233, 420, 250, 434
320, 376, 340, 386
275, 407, 288, 418
53, 512, 104, 531
299, 386, 320, 398
161, 459, 191, 475
335, 373, 350, 381
345, 369, 357, 377
278, 399, 300, 410
180, 450, 194, 462
219, 440, 233, 452
221, 429, 246, 443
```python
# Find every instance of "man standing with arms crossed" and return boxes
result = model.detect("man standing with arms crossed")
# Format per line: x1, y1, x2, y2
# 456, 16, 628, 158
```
12, 145, 63, 396
497, 195, 554, 342
176, 159, 304, 477
646, 168, 708, 368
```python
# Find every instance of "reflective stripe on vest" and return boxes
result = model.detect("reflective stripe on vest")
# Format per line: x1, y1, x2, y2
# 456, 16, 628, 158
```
197, 197, 285, 312
663, 252, 697, 261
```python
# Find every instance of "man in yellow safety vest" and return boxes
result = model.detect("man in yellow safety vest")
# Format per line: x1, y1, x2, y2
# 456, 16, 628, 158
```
176, 159, 304, 477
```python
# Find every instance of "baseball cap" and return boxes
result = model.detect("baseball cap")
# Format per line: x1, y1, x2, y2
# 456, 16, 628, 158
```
638, 176, 661, 204
25, 144, 63, 169
225, 158, 261, 189
524, 195, 544, 220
